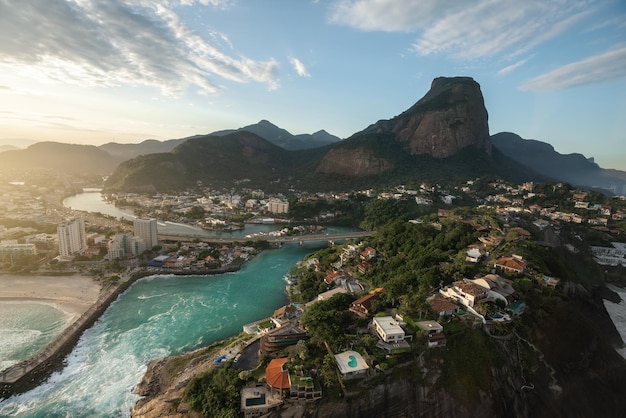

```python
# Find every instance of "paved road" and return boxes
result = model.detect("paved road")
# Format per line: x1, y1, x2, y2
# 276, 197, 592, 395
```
233, 339, 260, 371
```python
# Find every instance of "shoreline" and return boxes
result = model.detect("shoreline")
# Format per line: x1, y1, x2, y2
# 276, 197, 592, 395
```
0, 263, 247, 400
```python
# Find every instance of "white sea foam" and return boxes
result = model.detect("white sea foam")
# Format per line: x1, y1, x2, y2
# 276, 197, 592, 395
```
604, 285, 626, 360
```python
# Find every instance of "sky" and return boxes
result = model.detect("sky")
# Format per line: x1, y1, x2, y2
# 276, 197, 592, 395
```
1, 0, 625, 170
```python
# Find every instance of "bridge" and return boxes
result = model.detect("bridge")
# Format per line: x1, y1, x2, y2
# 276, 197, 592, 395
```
157, 230, 373, 244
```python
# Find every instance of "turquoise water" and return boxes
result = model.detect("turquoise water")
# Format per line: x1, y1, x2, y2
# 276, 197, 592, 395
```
0, 244, 321, 417
0, 303, 69, 372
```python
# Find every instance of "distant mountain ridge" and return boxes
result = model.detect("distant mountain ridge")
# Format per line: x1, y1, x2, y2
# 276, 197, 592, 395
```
2, 76, 625, 195
492, 132, 626, 195
210, 120, 342, 150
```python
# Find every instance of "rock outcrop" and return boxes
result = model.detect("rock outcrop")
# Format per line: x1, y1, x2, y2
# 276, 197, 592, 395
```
316, 76, 491, 177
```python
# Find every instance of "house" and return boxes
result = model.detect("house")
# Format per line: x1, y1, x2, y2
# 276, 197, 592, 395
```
324, 270, 341, 285
272, 303, 300, 326
312, 287, 348, 303
472, 274, 515, 302
240, 386, 283, 418
334, 350, 369, 380
465, 248, 483, 263
427, 295, 458, 317
539, 275, 560, 288
350, 293, 379, 317
360, 247, 376, 260
357, 261, 373, 274
265, 358, 291, 395
372, 316, 405, 343
493, 256, 527, 274
416, 320, 446, 348
440, 280, 487, 308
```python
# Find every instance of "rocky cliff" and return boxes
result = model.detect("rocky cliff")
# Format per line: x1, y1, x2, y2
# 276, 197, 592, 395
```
315, 76, 491, 177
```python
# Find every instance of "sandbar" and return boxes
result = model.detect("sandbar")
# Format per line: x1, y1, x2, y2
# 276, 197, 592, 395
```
0, 274, 101, 317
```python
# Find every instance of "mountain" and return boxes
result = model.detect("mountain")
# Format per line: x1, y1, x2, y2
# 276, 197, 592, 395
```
0, 142, 118, 175
104, 131, 329, 193
99, 138, 188, 162
210, 120, 342, 150
0, 145, 19, 153
492, 132, 626, 195
315, 76, 492, 178
105, 77, 539, 192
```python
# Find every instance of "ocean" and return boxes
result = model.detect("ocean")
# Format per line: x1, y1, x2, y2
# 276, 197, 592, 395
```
0, 243, 320, 417
0, 303, 69, 372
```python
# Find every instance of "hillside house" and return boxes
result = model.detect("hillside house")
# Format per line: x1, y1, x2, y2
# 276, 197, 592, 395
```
416, 320, 446, 348
334, 350, 369, 380
440, 280, 487, 308
427, 295, 459, 317
494, 255, 527, 274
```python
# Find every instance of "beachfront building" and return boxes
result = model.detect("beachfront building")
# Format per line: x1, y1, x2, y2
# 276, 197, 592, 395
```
57, 218, 87, 257
107, 233, 145, 259
133, 218, 158, 250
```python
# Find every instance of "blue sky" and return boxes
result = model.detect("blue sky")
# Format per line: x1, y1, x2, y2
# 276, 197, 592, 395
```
1, 0, 625, 169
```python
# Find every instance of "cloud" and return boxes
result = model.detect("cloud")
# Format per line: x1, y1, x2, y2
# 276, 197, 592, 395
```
289, 58, 311, 78
520, 46, 626, 91
329, 0, 590, 60
497, 56, 532, 76
0, 0, 278, 96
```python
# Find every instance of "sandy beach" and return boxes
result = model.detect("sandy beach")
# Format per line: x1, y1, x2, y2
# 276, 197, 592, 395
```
0, 274, 101, 317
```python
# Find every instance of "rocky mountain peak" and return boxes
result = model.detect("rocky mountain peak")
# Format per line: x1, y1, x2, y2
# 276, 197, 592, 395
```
389, 76, 491, 158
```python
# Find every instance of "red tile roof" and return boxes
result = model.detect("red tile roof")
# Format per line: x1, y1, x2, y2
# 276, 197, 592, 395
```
266, 358, 290, 389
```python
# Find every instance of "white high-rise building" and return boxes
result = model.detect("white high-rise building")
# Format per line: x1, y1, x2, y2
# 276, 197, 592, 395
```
57, 218, 87, 257
133, 218, 158, 249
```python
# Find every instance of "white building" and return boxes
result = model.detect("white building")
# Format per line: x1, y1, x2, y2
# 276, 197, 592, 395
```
334, 350, 369, 379
57, 218, 87, 257
0, 241, 37, 256
133, 218, 158, 249
107, 233, 145, 259
372, 316, 405, 343
267, 199, 289, 214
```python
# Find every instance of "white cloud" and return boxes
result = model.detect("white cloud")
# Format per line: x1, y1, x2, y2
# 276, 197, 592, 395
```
0, 0, 278, 96
520, 46, 626, 91
289, 58, 311, 78
329, 0, 591, 60
497, 56, 532, 76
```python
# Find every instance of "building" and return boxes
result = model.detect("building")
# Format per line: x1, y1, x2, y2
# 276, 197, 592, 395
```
133, 218, 158, 250
416, 320, 446, 348
0, 241, 37, 256
493, 255, 527, 274
334, 350, 369, 380
349, 293, 379, 317
107, 233, 145, 259
591, 242, 626, 266
267, 199, 289, 214
440, 280, 487, 308
260, 323, 308, 356
427, 295, 458, 317
372, 316, 405, 343
57, 218, 87, 257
